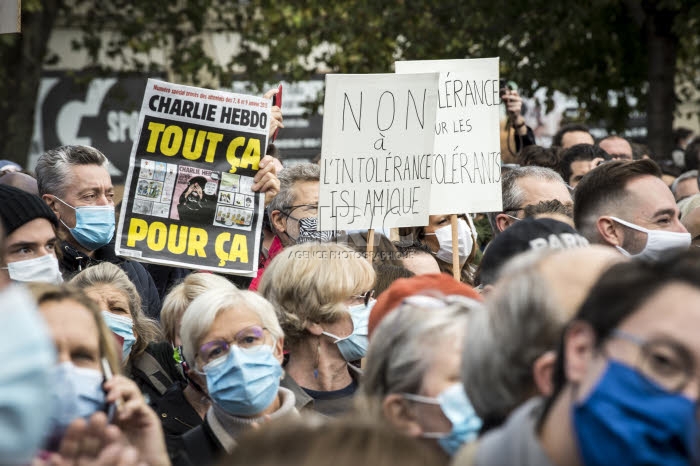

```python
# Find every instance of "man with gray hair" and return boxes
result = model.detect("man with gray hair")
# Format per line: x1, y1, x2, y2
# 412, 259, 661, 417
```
462, 246, 622, 431
249, 163, 334, 290
487, 166, 572, 236
36, 145, 162, 318
670, 169, 699, 202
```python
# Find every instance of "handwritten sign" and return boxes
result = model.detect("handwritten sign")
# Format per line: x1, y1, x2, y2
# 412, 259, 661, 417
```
395, 58, 503, 214
318, 73, 439, 231
115, 79, 268, 276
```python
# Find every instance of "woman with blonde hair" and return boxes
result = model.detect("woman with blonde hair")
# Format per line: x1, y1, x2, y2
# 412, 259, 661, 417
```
70, 263, 177, 405
259, 242, 376, 416
160, 272, 235, 347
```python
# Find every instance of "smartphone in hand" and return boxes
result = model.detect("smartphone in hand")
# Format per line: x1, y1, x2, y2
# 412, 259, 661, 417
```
102, 358, 118, 423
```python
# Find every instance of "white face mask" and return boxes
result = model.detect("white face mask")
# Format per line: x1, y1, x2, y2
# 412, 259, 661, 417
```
610, 216, 691, 261
425, 218, 473, 267
3, 255, 63, 284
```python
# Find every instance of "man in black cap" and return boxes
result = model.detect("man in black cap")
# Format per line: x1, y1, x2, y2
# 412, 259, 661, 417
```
0, 184, 63, 284
477, 217, 589, 289
177, 175, 216, 225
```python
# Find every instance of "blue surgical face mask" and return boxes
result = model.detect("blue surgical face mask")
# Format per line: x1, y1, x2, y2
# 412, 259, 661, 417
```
46, 362, 106, 449
322, 300, 374, 362
573, 360, 699, 466
0, 285, 56, 464
54, 196, 115, 251
403, 383, 483, 456
203, 344, 283, 417
101, 311, 136, 361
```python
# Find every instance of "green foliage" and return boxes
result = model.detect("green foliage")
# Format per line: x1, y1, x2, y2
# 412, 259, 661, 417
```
28, 0, 700, 127
1, 0, 698, 163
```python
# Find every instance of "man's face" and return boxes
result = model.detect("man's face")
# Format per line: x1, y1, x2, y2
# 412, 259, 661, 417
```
497, 176, 573, 232
674, 178, 699, 202
0, 218, 57, 281
599, 138, 633, 160
276, 180, 319, 245
561, 131, 594, 149
616, 175, 687, 254
45, 164, 114, 233
569, 160, 595, 188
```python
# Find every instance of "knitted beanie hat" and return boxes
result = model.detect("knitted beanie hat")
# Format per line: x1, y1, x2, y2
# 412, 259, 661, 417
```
0, 184, 58, 235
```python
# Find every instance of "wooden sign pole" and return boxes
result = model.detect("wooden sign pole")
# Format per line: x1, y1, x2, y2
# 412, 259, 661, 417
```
451, 214, 459, 281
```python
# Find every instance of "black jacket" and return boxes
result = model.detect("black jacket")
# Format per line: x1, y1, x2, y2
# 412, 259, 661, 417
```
142, 263, 191, 302
153, 381, 204, 458
58, 239, 162, 319
128, 342, 184, 405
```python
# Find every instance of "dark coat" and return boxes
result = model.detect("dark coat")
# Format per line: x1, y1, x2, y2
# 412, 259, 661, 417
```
58, 239, 162, 319
151, 381, 204, 459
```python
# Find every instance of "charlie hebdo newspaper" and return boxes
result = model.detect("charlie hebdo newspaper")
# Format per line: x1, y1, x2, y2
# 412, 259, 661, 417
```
115, 79, 269, 277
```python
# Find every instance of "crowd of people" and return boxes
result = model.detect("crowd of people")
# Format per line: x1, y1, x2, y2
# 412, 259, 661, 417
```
1, 85, 700, 466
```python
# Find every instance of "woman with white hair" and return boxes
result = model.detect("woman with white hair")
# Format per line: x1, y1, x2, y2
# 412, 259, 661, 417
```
356, 297, 483, 459
258, 242, 376, 417
154, 272, 236, 455
177, 287, 297, 465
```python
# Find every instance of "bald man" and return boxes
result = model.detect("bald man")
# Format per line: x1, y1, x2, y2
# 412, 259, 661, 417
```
0, 172, 39, 195
598, 135, 633, 160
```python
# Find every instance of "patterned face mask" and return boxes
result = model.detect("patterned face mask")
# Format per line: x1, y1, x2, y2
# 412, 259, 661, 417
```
287, 216, 336, 244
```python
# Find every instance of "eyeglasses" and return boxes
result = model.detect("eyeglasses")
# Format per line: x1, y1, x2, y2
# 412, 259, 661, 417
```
198, 325, 268, 366
284, 204, 318, 215
350, 289, 375, 307
611, 329, 696, 394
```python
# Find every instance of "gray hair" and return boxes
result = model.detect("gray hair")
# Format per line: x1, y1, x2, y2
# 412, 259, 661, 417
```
35, 145, 109, 197
487, 166, 567, 236
267, 163, 320, 224
357, 300, 476, 421
181, 288, 284, 370
463, 249, 564, 425
671, 169, 698, 197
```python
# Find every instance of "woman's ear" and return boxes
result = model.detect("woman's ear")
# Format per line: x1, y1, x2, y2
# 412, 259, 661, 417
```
305, 322, 324, 337
382, 394, 423, 438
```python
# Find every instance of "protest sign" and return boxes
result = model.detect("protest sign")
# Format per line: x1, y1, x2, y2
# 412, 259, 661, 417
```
318, 73, 439, 231
115, 79, 269, 276
395, 58, 503, 214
